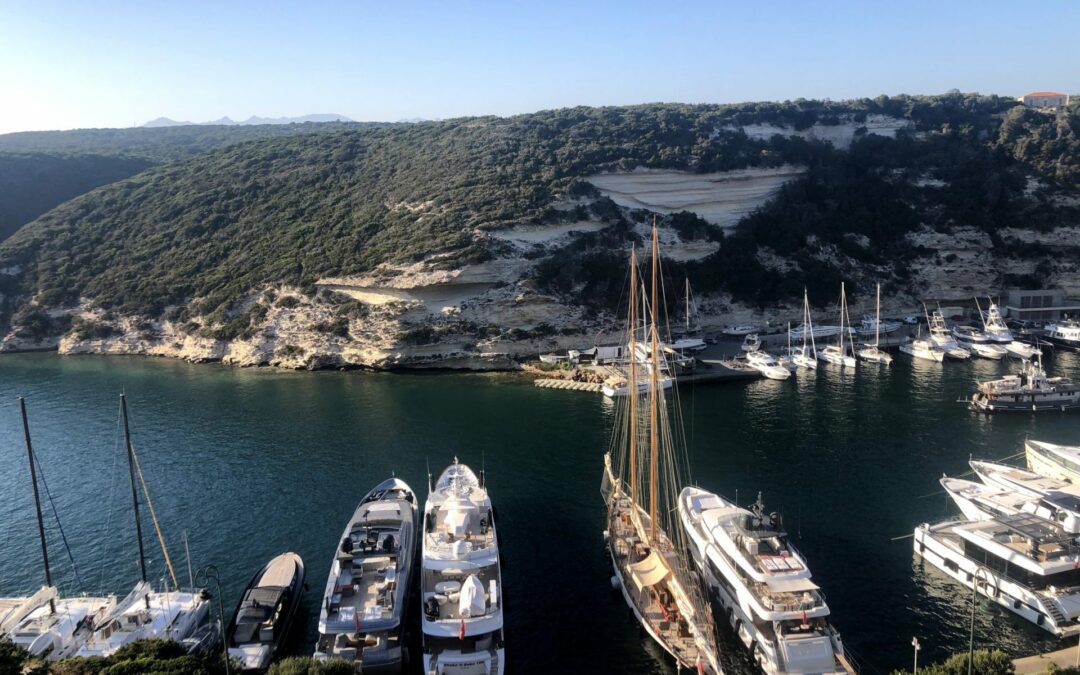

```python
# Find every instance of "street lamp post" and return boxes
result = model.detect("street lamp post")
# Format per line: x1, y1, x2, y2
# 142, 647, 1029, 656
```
195, 564, 230, 675
968, 566, 992, 675
912, 637, 921, 674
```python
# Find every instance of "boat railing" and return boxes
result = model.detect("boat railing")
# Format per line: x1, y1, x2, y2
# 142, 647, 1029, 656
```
754, 584, 825, 613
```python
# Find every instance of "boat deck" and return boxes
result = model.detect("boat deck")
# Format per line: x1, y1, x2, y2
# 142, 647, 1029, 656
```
325, 526, 401, 630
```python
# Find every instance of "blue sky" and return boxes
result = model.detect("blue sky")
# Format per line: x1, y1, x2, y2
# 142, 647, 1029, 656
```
1, 0, 1077, 133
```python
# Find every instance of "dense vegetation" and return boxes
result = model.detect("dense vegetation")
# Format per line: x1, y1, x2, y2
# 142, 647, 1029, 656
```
0, 122, 369, 242
2, 93, 1079, 332
889, 649, 1015, 675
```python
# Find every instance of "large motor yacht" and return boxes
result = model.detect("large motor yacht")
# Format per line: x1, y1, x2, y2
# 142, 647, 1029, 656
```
927, 311, 971, 359
1026, 440, 1080, 484
679, 489, 851, 674
968, 357, 1079, 412
420, 460, 505, 675
941, 476, 1080, 528
970, 459, 1080, 500
314, 478, 418, 672
1044, 319, 1080, 351
914, 514, 1080, 637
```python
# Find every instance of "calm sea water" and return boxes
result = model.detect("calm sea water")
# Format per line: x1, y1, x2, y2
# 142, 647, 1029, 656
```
1, 351, 1079, 673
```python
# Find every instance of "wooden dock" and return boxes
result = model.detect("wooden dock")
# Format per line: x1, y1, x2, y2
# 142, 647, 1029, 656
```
533, 379, 604, 392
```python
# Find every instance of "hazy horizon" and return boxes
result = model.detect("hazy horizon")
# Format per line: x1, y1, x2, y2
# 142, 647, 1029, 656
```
2, 0, 1077, 135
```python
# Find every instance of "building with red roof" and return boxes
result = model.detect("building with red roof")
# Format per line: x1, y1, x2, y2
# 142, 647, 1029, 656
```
1019, 92, 1070, 109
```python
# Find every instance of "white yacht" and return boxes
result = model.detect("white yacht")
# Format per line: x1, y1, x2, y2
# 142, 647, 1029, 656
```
953, 325, 1007, 359
970, 460, 1080, 500
1026, 440, 1080, 484
788, 292, 818, 369
914, 514, 1080, 637
1045, 319, 1080, 351
854, 314, 901, 337
941, 476, 1080, 528
724, 324, 757, 337
927, 311, 971, 359
230, 553, 306, 672
76, 395, 211, 657
680, 489, 852, 674
968, 358, 1079, 412
900, 332, 944, 362
314, 478, 417, 672
968, 341, 1008, 360
1005, 341, 1042, 360
788, 324, 841, 340
420, 460, 505, 675
746, 349, 792, 380
818, 284, 856, 368
741, 333, 762, 353
856, 284, 892, 365
979, 301, 1014, 344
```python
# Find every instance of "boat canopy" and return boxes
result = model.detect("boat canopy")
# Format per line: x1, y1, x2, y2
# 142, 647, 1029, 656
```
690, 493, 723, 513
629, 551, 671, 593
764, 577, 819, 594
459, 575, 486, 618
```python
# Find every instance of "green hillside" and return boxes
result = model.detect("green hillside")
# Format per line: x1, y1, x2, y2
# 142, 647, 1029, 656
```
2, 94, 1078, 334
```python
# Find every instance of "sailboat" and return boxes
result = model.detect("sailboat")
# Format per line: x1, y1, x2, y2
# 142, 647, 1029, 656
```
601, 227, 722, 674
2, 398, 116, 660
788, 290, 818, 369
818, 283, 856, 368
76, 395, 210, 657
668, 278, 707, 353
856, 284, 892, 365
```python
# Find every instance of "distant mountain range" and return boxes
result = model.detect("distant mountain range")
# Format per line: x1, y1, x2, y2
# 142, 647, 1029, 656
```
143, 114, 354, 127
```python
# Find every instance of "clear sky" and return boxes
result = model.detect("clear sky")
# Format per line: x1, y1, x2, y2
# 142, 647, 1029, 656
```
1, 0, 1077, 133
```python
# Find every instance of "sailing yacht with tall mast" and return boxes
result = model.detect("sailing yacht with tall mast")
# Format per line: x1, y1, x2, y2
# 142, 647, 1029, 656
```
818, 283, 856, 368
788, 290, 818, 370
3, 398, 116, 660
601, 228, 722, 674
76, 395, 210, 657
669, 278, 707, 353
856, 284, 892, 365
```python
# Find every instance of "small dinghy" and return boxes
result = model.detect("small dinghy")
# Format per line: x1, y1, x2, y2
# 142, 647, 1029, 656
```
227, 552, 306, 671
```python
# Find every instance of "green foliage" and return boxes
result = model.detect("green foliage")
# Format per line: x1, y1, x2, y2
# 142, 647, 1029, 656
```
267, 657, 354, 675
45, 639, 229, 675
70, 318, 120, 341
890, 649, 1013, 675
0, 639, 29, 674
312, 317, 350, 338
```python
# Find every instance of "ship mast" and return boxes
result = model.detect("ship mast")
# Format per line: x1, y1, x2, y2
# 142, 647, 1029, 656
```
19, 398, 55, 614
121, 395, 149, 603
627, 245, 638, 507
649, 223, 660, 542
875, 283, 882, 349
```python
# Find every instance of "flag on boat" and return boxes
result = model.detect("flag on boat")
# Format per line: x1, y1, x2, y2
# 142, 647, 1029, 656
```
458, 618, 465, 640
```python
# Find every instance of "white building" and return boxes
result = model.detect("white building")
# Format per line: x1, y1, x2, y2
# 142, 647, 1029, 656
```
1019, 91, 1070, 109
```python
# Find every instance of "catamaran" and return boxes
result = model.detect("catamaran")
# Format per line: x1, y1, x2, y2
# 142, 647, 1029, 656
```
75, 395, 210, 657
818, 283, 856, 368
856, 283, 892, 365
601, 228, 722, 674
314, 477, 418, 672
2, 399, 117, 660
679, 489, 852, 674
927, 309, 970, 359
420, 460, 505, 675
788, 290, 818, 369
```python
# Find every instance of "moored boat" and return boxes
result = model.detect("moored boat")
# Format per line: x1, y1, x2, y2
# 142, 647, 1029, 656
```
856, 283, 893, 365
1044, 319, 1080, 351
900, 332, 944, 362
723, 324, 757, 337
228, 552, 305, 671
314, 478, 418, 672
968, 357, 1080, 412
927, 310, 970, 359
746, 349, 792, 380
978, 300, 1014, 344
1026, 440, 1080, 484
420, 460, 505, 675
941, 476, 1080, 528
969, 460, 1079, 500
818, 283, 857, 368
679, 488, 852, 674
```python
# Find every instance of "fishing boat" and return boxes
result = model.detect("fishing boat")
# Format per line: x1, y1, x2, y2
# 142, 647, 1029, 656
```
723, 325, 757, 337
856, 284, 892, 365
914, 514, 1080, 637
787, 291, 818, 370
228, 553, 305, 671
76, 395, 210, 657
2, 399, 117, 660
1026, 440, 1080, 484
601, 228, 722, 674
1044, 319, 1080, 351
978, 300, 1015, 344
745, 349, 792, 380
941, 476, 1080, 528
970, 460, 1080, 500
968, 357, 1080, 412
899, 329, 944, 363
679, 489, 852, 674
420, 460, 505, 675
927, 310, 970, 359
818, 284, 856, 368
314, 477, 418, 672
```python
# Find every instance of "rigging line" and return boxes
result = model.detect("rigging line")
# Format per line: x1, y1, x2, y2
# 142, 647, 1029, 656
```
97, 405, 124, 594
129, 444, 179, 589
31, 452, 83, 591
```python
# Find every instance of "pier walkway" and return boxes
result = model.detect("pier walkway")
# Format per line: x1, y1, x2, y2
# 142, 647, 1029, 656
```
1013, 643, 1080, 673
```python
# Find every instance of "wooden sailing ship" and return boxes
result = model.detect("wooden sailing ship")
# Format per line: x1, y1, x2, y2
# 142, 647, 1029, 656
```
601, 226, 722, 674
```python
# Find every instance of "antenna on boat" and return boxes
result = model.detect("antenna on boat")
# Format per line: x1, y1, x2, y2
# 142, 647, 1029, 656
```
426, 457, 433, 493
182, 530, 195, 590
19, 397, 56, 614
121, 394, 149, 603
480, 451, 486, 488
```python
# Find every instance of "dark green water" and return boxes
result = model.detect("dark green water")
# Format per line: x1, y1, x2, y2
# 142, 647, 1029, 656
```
1, 351, 1079, 673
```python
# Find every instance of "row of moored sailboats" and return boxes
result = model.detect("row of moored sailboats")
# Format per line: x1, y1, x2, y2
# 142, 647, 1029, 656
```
601, 228, 855, 674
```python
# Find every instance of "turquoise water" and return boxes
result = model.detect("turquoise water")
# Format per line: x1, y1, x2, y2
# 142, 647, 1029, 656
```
1, 351, 1078, 672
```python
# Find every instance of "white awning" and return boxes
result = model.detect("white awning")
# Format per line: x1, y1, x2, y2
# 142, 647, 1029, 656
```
629, 551, 671, 593
764, 577, 819, 593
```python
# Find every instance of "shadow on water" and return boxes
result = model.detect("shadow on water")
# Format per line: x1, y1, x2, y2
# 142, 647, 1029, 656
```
0, 351, 1078, 672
